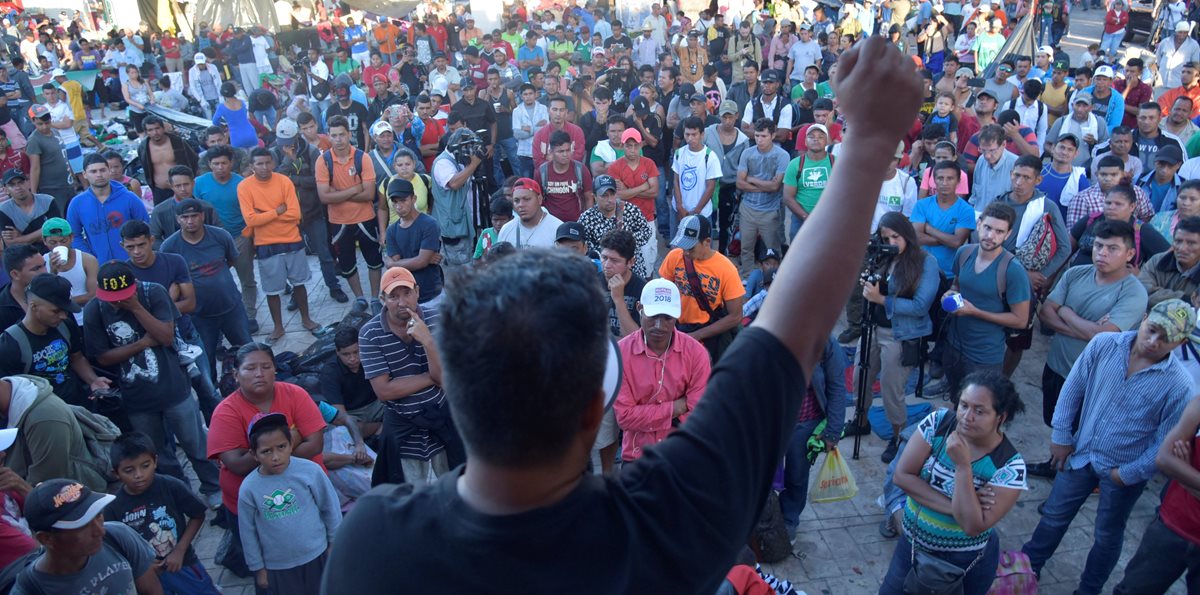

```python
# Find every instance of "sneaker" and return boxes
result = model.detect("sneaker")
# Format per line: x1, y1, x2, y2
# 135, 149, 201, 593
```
354, 297, 370, 312
878, 515, 899, 539
177, 343, 204, 363
881, 437, 900, 464
329, 287, 349, 303
841, 418, 871, 438
203, 491, 222, 510
1027, 460, 1057, 479
248, 319, 260, 334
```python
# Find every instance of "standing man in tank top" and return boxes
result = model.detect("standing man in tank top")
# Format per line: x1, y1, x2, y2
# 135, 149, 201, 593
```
40, 217, 98, 325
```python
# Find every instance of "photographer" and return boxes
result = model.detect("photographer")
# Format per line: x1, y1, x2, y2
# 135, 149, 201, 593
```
431, 128, 488, 267
856, 212, 942, 463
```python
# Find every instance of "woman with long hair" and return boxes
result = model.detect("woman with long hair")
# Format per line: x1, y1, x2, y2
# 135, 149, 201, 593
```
213, 81, 259, 149
880, 371, 1027, 595
121, 65, 153, 132
1151, 179, 1200, 238
855, 212, 941, 462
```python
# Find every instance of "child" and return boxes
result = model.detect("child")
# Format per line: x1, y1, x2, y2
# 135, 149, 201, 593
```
239, 412, 342, 595
474, 194, 514, 259
924, 93, 959, 143
918, 140, 970, 197
106, 432, 222, 595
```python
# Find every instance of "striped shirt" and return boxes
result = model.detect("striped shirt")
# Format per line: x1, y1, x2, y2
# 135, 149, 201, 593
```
1052, 331, 1194, 485
358, 306, 445, 460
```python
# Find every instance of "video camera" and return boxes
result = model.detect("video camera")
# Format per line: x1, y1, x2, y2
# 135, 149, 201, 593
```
861, 238, 900, 284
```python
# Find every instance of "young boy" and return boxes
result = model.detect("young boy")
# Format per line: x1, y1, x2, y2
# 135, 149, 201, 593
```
238, 412, 342, 595
474, 194, 514, 259
105, 432, 222, 595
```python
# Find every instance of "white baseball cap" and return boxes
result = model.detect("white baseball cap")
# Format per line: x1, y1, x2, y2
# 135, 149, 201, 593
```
1036, 45, 1054, 56
640, 278, 682, 319
370, 120, 394, 137
194, 52, 206, 64
1094, 65, 1115, 78
0, 428, 15, 451
1177, 20, 1193, 32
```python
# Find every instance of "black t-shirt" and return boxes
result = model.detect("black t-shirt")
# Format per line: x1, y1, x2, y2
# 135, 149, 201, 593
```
0, 283, 24, 333
319, 358, 377, 411
607, 274, 645, 338
321, 328, 806, 594
82, 282, 188, 413
1070, 215, 1170, 267
106, 474, 206, 567
325, 100, 372, 148
0, 319, 86, 405
604, 34, 634, 52
450, 98, 498, 142
249, 88, 277, 111
708, 25, 729, 58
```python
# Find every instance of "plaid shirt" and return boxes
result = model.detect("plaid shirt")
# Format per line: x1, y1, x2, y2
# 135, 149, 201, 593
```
1065, 184, 1154, 228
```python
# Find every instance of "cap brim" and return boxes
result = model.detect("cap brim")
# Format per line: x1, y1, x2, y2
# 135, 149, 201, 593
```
640, 301, 681, 319
382, 280, 415, 295
670, 229, 699, 250
52, 492, 115, 530
55, 297, 82, 314
96, 285, 136, 303
0, 427, 15, 451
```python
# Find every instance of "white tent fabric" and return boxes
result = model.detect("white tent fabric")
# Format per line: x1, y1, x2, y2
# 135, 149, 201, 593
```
193, 0, 281, 29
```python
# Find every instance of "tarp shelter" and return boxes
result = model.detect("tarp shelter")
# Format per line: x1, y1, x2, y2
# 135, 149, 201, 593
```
193, 0, 281, 30
338, 0, 424, 21
980, 3, 1038, 79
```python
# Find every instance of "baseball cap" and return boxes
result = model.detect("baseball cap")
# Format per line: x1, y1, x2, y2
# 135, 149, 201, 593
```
0, 428, 14, 451
643, 22, 653, 30
976, 88, 999, 101
2, 168, 26, 185
718, 100, 739, 116
1177, 21, 1193, 32
1094, 65, 1115, 78
639, 278, 681, 319
687, 92, 706, 104
246, 411, 289, 442
1057, 131, 1082, 147
1073, 91, 1093, 105
808, 123, 830, 138
381, 266, 417, 294
50, 68, 64, 77
42, 217, 71, 237
97, 261, 137, 302
632, 96, 650, 117
513, 177, 543, 196
594, 174, 617, 195
621, 128, 643, 144
23, 479, 116, 532
1147, 298, 1197, 343
28, 104, 49, 120
176, 198, 204, 215
671, 215, 711, 250
760, 248, 782, 263
28, 273, 81, 313
370, 120, 394, 138
275, 118, 298, 145
555, 221, 586, 243
1156, 144, 1184, 165
387, 177, 415, 199
761, 69, 782, 83
1036, 45, 1054, 56
194, 52, 206, 64
592, 46, 606, 56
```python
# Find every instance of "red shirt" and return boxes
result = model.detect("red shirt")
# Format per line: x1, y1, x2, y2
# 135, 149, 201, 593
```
363, 64, 391, 97
1104, 9, 1128, 33
957, 113, 981, 155
206, 382, 328, 514
1115, 78, 1153, 128
420, 117, 445, 172
428, 24, 448, 51
161, 36, 181, 59
532, 122, 586, 171
794, 122, 844, 152
1162, 433, 1200, 545
542, 160, 594, 222
607, 156, 660, 221
467, 58, 491, 90
0, 490, 34, 569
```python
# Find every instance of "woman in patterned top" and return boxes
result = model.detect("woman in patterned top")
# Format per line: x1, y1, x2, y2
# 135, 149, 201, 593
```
880, 371, 1028, 594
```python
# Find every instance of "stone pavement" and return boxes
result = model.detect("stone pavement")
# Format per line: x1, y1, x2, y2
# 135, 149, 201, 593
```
178, 9, 1191, 593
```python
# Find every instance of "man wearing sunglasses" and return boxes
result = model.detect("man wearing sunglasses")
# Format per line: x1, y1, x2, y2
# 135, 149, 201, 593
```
984, 58, 1021, 104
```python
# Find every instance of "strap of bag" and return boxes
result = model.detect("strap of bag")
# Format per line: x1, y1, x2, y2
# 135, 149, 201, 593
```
4, 325, 31, 373
682, 255, 718, 318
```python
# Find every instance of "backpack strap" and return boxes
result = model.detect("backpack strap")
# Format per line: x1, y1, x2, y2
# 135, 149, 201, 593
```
3, 325, 30, 373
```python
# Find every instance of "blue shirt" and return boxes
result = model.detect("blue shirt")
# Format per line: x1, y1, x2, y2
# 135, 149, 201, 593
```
161, 225, 241, 318
737, 144, 790, 211
1038, 164, 1090, 214
194, 173, 247, 237
384, 214, 443, 303
910, 196, 977, 278
946, 245, 1032, 364
517, 45, 547, 79
1053, 331, 1193, 485
65, 181, 149, 263
346, 26, 368, 54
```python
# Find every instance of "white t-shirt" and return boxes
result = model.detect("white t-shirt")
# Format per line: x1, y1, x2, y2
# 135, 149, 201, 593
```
47, 101, 78, 145
251, 36, 273, 70
871, 169, 918, 232
429, 66, 462, 91
672, 145, 723, 217
787, 40, 822, 81
496, 208, 565, 248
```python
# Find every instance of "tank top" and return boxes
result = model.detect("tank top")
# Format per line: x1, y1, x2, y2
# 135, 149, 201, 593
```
44, 248, 86, 324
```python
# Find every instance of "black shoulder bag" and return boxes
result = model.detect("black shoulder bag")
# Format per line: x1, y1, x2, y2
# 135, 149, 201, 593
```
680, 255, 737, 360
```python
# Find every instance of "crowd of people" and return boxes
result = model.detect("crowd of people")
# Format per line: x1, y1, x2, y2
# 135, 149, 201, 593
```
0, 0, 1197, 593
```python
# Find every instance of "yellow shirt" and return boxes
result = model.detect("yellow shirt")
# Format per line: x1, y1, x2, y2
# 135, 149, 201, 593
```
378, 173, 432, 225
1042, 81, 1069, 127
60, 79, 86, 122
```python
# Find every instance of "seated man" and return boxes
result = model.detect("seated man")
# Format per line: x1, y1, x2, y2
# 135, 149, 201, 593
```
0, 373, 109, 490
1138, 215, 1200, 307
319, 326, 384, 443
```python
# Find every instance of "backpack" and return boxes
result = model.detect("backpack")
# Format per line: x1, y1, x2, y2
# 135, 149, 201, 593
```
749, 490, 792, 563
953, 244, 1017, 306
321, 148, 366, 186
17, 385, 121, 485
986, 550, 1039, 594
3, 324, 71, 374
0, 529, 126, 595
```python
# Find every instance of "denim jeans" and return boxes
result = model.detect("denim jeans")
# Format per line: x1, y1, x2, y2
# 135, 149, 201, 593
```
193, 309, 252, 380
1114, 514, 1200, 594
1100, 32, 1123, 58
778, 419, 824, 530
252, 106, 276, 130
126, 397, 220, 494
159, 562, 223, 595
881, 424, 918, 515
657, 174, 673, 238
300, 215, 341, 291
1021, 464, 1148, 595
880, 532, 1000, 595
514, 155, 534, 179
492, 136, 518, 184
180, 326, 221, 421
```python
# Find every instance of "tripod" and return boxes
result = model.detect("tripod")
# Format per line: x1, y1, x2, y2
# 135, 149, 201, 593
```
850, 242, 898, 460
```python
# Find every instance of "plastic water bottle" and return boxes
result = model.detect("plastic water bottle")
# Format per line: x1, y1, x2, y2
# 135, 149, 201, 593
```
942, 292, 964, 313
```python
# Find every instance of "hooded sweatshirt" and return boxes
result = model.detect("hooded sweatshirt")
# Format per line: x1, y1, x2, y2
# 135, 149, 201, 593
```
4, 375, 108, 492
66, 181, 149, 262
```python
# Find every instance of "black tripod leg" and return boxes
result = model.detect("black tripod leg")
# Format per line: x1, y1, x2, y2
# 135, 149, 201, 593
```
852, 297, 875, 460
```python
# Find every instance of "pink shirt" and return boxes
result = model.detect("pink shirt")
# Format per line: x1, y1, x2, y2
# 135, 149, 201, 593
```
614, 329, 711, 461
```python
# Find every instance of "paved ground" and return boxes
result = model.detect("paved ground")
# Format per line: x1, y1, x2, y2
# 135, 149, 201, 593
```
172, 9, 1190, 594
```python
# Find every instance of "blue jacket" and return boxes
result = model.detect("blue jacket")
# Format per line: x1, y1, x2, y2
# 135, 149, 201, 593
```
884, 251, 941, 341
229, 35, 255, 65
66, 181, 148, 263
809, 337, 849, 442
1082, 84, 1126, 132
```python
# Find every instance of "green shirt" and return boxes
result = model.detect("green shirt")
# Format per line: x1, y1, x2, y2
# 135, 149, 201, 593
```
784, 153, 833, 213
333, 58, 361, 77
550, 40, 576, 71
816, 81, 835, 99
501, 32, 525, 50
790, 82, 817, 101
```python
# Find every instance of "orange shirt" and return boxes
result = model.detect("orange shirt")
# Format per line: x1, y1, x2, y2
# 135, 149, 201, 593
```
658, 248, 746, 325
1159, 84, 1200, 119
315, 148, 377, 225
374, 23, 400, 54
237, 173, 302, 246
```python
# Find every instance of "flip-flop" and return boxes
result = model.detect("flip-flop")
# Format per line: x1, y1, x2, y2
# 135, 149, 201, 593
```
263, 334, 283, 347
307, 325, 331, 338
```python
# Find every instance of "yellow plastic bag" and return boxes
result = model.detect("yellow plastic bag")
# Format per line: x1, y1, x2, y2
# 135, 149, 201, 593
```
809, 448, 858, 503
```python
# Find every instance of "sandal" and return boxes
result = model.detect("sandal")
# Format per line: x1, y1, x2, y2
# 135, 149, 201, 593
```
306, 324, 331, 338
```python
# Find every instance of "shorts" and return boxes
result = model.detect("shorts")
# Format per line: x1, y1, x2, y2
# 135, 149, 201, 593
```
257, 247, 312, 296
1004, 291, 1043, 352
347, 400, 386, 424
596, 407, 617, 449
352, 51, 370, 65
63, 141, 83, 173
331, 221, 383, 277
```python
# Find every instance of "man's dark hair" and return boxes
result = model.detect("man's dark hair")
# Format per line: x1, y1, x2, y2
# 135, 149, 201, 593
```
996, 109, 1022, 127
1014, 55, 1031, 65
1127, 57, 1145, 69
205, 125, 227, 138
637, 64, 654, 76
296, 111, 317, 126
1177, 216, 1200, 236
1139, 101, 1162, 113
660, 66, 680, 80
110, 432, 157, 468
599, 229, 636, 262
1014, 154, 1042, 173
440, 250, 608, 466
1111, 125, 1133, 137
120, 219, 152, 241
250, 147, 273, 161
752, 117, 776, 134
1097, 154, 1124, 171
167, 165, 193, 180
143, 115, 164, 129
327, 115, 350, 133
206, 144, 235, 162
549, 129, 572, 149
682, 116, 705, 134
981, 201, 1017, 231
548, 96, 569, 109
1092, 218, 1136, 249
83, 152, 108, 169
490, 195, 513, 218
1106, 183, 1137, 205
605, 114, 628, 128
4, 244, 39, 275
743, 59, 759, 71
932, 159, 961, 176
334, 325, 359, 350
921, 123, 946, 140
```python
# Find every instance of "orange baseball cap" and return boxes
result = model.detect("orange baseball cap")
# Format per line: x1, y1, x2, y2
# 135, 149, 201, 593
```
381, 266, 417, 294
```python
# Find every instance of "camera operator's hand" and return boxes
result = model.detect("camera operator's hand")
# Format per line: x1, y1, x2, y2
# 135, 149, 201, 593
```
862, 280, 885, 305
